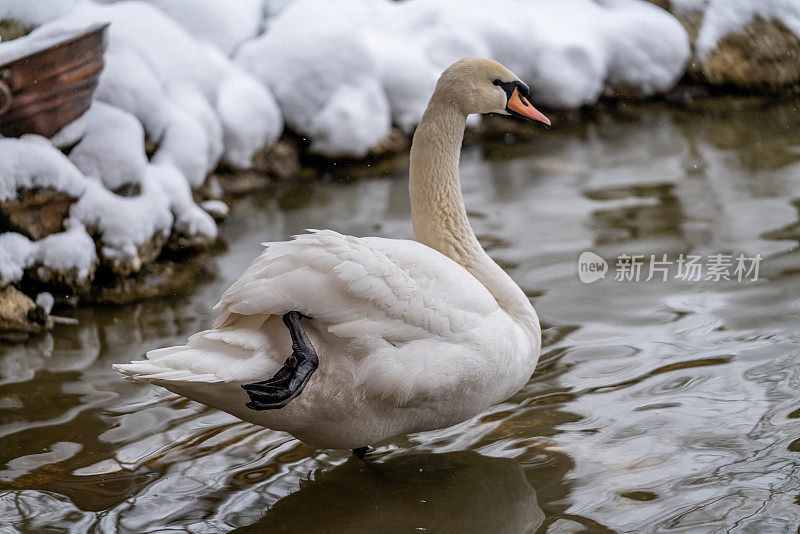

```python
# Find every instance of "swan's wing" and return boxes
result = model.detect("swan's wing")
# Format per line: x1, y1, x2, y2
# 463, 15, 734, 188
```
214, 229, 499, 341
115, 229, 503, 389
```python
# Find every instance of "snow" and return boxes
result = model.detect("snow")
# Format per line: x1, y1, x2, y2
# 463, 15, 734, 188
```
0, 0, 80, 27
200, 200, 230, 220
204, 43, 283, 168
237, 0, 689, 154
0, 26, 86, 64
602, 0, 691, 95
128, 0, 264, 55
693, 0, 800, 57
0, 221, 96, 286
52, 102, 147, 191
237, 0, 392, 157
35, 292, 54, 314
149, 164, 217, 240
33, 220, 97, 281
0, 137, 86, 201
0, 134, 218, 286
0, 233, 35, 284
669, 0, 710, 16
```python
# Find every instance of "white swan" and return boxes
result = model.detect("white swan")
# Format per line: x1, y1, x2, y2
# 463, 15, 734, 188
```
114, 58, 551, 455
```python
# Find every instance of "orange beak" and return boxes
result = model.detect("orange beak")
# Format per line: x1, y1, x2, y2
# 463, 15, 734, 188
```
507, 87, 550, 127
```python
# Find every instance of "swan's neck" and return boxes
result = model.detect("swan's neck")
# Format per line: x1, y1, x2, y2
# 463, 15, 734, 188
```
409, 99, 536, 328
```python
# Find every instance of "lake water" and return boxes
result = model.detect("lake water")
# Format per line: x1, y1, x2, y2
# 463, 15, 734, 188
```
2, 97, 799, 533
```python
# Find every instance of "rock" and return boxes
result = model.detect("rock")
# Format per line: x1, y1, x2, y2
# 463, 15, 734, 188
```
102, 231, 168, 278
0, 285, 51, 338
645, 0, 669, 10
28, 261, 96, 296
212, 170, 272, 196
211, 140, 300, 196
690, 16, 800, 92
0, 187, 77, 240
648, 0, 800, 93
366, 128, 409, 159
165, 229, 217, 255
89, 259, 211, 305
0, 19, 33, 42
251, 139, 301, 180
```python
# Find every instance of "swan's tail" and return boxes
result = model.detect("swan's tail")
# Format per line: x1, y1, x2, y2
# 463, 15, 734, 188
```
113, 343, 224, 384
113, 316, 276, 385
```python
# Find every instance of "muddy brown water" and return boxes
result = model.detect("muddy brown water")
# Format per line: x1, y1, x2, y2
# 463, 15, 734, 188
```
1, 98, 799, 533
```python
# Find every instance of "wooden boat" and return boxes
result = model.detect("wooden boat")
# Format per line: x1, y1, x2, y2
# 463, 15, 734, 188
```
0, 23, 108, 138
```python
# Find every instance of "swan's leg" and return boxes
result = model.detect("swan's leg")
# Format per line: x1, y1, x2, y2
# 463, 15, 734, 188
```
352, 446, 373, 460
241, 312, 318, 410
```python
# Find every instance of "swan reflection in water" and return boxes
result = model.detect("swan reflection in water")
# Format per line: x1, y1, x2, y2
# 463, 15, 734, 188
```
234, 451, 543, 534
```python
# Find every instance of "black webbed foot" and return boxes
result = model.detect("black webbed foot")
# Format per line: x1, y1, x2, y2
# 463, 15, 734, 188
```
242, 311, 318, 410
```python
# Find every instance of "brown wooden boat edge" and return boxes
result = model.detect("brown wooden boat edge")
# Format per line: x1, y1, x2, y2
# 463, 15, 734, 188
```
0, 23, 109, 138
0, 22, 109, 72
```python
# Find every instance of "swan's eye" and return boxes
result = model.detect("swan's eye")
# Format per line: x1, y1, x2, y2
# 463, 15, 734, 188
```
493, 79, 502, 86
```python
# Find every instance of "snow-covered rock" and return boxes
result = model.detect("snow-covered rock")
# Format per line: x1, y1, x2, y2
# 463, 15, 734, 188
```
32, 219, 98, 289
692, 0, 800, 56
149, 164, 218, 251
0, 135, 218, 287
200, 200, 230, 220
0, 232, 35, 285
0, 219, 97, 291
204, 43, 283, 168
52, 102, 147, 192
71, 174, 171, 275
237, 0, 393, 157
0, 136, 86, 201
237, 0, 688, 156
667, 0, 800, 91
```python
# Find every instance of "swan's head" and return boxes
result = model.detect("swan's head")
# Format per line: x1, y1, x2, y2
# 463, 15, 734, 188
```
435, 58, 550, 127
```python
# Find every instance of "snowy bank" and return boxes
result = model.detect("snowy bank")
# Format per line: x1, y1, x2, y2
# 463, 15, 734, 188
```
237, 0, 690, 157
0, 136, 217, 291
